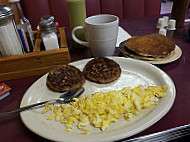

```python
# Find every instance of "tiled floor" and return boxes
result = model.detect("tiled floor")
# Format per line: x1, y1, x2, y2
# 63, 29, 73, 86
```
160, 1, 173, 14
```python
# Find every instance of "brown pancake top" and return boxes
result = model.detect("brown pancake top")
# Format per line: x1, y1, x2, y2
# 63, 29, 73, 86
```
124, 34, 175, 58
47, 64, 85, 92
83, 57, 121, 83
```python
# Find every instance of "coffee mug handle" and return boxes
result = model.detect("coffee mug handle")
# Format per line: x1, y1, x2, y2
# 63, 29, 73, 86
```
72, 26, 88, 47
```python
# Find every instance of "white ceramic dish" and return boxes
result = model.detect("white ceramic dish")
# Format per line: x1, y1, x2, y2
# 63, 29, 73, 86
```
20, 57, 176, 142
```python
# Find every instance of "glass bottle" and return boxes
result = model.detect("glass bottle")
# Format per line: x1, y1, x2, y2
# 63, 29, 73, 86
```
0, 4, 23, 56
171, 0, 189, 28
66, 0, 87, 48
39, 19, 59, 51
9, 0, 35, 51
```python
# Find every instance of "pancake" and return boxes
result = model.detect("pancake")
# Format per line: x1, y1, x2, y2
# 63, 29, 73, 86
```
83, 57, 121, 83
120, 40, 175, 61
124, 34, 175, 59
47, 64, 85, 92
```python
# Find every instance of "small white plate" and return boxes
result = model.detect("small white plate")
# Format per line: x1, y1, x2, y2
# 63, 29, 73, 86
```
20, 57, 176, 142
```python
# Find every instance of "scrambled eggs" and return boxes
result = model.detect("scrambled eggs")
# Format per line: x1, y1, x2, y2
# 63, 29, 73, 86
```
42, 85, 168, 134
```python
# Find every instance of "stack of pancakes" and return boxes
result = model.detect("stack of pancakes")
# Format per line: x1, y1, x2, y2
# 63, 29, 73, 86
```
120, 34, 176, 61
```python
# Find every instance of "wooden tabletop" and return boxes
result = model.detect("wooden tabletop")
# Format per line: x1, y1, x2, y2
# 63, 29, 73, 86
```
1, 14, 190, 142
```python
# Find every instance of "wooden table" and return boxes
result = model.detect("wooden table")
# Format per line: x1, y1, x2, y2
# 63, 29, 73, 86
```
1, 14, 190, 142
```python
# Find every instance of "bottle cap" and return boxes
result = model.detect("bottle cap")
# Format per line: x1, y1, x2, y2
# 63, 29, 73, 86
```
156, 18, 164, 29
8, 0, 20, 3
39, 19, 56, 34
163, 16, 169, 27
0, 5, 14, 22
167, 19, 176, 30
40, 15, 55, 22
159, 28, 167, 36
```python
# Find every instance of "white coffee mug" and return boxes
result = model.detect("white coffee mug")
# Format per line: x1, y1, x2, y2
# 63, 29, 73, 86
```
72, 14, 119, 57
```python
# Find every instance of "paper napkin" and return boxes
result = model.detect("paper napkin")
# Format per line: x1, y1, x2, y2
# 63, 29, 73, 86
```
116, 26, 132, 47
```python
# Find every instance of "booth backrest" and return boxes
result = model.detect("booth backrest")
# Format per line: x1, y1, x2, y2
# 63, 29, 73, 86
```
20, 0, 161, 29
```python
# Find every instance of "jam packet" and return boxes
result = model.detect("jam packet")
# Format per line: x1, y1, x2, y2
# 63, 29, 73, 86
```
0, 83, 11, 101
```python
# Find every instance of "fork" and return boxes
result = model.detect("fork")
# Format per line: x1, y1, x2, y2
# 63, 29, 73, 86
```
124, 124, 190, 142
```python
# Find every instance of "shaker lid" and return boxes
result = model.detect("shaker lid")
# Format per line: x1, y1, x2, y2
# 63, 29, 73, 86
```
8, 0, 20, 3
0, 5, 14, 20
40, 15, 55, 22
39, 19, 55, 33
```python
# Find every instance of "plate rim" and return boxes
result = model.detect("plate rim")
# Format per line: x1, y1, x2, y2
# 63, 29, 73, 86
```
20, 57, 176, 142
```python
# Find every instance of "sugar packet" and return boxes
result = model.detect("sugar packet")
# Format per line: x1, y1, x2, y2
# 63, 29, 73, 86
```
0, 83, 11, 101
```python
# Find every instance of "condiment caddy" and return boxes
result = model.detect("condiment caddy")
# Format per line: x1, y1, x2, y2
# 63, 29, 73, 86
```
0, 27, 71, 81
0, 4, 71, 81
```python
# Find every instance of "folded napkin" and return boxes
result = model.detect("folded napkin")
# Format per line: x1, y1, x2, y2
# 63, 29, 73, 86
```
116, 26, 132, 47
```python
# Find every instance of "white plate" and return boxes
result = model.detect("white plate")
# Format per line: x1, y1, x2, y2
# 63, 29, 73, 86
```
20, 57, 176, 142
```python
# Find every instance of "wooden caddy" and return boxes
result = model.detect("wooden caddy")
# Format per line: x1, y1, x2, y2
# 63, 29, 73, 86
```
0, 27, 71, 81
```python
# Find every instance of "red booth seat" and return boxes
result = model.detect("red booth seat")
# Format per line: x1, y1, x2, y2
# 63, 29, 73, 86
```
20, 0, 161, 30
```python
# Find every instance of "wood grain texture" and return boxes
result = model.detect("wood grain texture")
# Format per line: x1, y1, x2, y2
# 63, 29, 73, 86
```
0, 0, 9, 5
9, 3, 20, 25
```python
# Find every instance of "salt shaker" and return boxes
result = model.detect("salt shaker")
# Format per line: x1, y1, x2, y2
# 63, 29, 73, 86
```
40, 15, 55, 21
39, 19, 59, 51
0, 5, 23, 56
